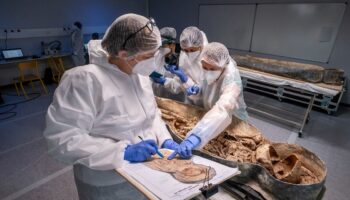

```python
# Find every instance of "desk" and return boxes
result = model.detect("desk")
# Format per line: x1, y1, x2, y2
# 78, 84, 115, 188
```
0, 53, 71, 66
0, 53, 71, 102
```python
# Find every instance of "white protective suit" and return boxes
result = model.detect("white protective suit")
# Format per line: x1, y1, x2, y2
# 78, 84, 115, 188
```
178, 51, 204, 105
71, 27, 86, 66
188, 59, 249, 148
152, 48, 185, 101
176, 31, 209, 104
44, 40, 171, 199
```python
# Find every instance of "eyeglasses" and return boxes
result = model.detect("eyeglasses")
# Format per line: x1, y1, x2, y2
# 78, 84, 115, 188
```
122, 17, 156, 50
182, 47, 201, 53
161, 36, 176, 46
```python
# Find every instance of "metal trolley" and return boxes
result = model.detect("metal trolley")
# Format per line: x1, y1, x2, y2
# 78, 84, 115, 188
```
241, 76, 346, 137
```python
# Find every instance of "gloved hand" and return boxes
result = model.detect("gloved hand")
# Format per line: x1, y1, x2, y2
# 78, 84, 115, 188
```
164, 64, 177, 71
186, 85, 200, 96
165, 54, 178, 65
124, 140, 158, 162
166, 65, 188, 83
150, 76, 166, 85
168, 134, 201, 160
161, 139, 179, 151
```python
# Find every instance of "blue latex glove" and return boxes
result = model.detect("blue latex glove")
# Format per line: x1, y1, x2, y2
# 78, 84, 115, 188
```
186, 85, 200, 96
161, 139, 179, 151
164, 64, 177, 72
150, 76, 166, 85
166, 65, 188, 83
124, 140, 158, 162
168, 134, 201, 160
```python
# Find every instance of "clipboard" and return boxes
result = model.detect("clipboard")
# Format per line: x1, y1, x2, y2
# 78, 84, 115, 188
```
115, 154, 240, 200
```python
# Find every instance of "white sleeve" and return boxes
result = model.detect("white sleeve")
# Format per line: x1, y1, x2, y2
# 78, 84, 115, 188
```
182, 76, 196, 89
201, 31, 209, 46
163, 68, 198, 95
152, 108, 173, 146
178, 51, 198, 89
184, 77, 203, 103
44, 71, 130, 170
188, 83, 241, 148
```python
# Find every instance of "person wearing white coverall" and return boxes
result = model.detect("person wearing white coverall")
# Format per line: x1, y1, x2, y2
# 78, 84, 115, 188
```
44, 14, 182, 200
151, 27, 185, 101
169, 42, 249, 160
164, 26, 209, 104
71, 21, 86, 66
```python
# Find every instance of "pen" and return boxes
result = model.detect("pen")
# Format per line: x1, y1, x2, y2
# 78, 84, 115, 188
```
138, 136, 164, 158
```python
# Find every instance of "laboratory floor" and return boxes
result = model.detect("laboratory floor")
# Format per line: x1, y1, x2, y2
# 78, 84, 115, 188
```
0, 84, 349, 200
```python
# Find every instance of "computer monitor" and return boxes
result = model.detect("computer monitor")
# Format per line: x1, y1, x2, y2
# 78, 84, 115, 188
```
2, 49, 24, 60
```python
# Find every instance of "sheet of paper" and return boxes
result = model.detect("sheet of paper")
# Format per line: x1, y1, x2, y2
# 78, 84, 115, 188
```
119, 155, 240, 200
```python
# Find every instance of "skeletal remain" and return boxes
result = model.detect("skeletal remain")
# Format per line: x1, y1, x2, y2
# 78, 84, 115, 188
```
228, 121, 263, 144
158, 99, 322, 185
273, 154, 302, 184
300, 166, 319, 184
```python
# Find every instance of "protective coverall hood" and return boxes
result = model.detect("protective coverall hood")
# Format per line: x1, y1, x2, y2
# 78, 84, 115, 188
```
88, 39, 121, 71
186, 59, 249, 148
44, 39, 171, 194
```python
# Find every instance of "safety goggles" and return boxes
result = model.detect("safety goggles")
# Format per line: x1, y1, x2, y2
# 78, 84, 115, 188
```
182, 46, 201, 53
122, 17, 156, 50
161, 36, 176, 46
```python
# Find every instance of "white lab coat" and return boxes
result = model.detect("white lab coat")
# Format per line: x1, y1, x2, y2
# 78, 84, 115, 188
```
71, 28, 86, 66
187, 59, 249, 148
178, 51, 205, 105
44, 40, 172, 189
180, 31, 208, 88
152, 48, 185, 101
201, 31, 209, 46
174, 31, 209, 104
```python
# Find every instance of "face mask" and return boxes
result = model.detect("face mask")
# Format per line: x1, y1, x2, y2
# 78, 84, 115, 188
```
160, 47, 171, 56
205, 70, 222, 85
132, 56, 157, 76
186, 51, 201, 61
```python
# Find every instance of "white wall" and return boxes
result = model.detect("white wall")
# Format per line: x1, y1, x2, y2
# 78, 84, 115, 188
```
149, 0, 350, 104
0, 0, 148, 85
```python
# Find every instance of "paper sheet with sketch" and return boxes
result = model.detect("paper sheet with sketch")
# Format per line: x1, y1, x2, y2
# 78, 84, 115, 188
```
118, 154, 240, 200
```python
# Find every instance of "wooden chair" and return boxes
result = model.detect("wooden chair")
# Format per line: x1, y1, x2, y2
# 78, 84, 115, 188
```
13, 60, 48, 98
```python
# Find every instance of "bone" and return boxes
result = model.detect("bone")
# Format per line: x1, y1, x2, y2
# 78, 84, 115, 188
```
157, 98, 323, 185
256, 144, 280, 173
273, 154, 302, 184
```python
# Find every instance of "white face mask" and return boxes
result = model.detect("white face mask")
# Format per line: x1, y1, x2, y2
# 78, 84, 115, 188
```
132, 56, 157, 76
160, 47, 171, 56
205, 70, 222, 85
186, 51, 201, 61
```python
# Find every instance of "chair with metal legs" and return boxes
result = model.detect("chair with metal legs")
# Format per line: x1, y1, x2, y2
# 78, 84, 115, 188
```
13, 60, 48, 98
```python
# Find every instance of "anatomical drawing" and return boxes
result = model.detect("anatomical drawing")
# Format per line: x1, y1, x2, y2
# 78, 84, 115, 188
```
144, 149, 216, 183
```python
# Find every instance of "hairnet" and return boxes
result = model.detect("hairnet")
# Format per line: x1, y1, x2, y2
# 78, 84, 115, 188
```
101, 13, 161, 57
160, 27, 176, 44
179, 26, 204, 49
201, 42, 230, 68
